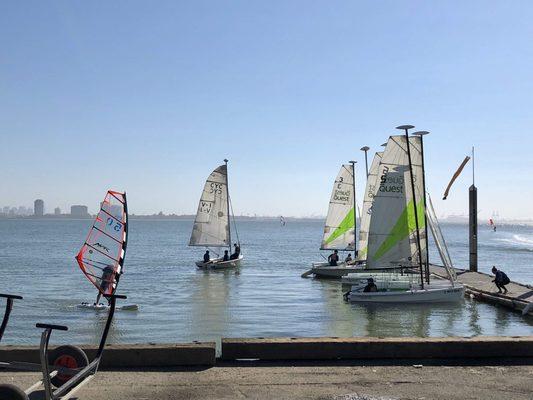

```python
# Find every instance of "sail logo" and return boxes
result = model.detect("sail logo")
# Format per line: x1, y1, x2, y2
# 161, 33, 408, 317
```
333, 189, 351, 202
94, 242, 110, 253
210, 182, 223, 195
378, 167, 404, 194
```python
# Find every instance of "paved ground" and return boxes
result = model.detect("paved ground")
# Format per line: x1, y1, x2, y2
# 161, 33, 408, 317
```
1, 362, 532, 400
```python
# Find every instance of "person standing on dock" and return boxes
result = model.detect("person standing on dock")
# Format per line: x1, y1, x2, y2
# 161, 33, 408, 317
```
491, 266, 510, 294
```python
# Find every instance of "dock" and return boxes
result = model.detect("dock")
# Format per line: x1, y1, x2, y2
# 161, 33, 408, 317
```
429, 265, 533, 315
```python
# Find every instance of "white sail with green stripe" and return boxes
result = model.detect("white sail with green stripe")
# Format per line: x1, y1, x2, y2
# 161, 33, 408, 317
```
357, 151, 383, 261
320, 164, 356, 251
366, 135, 427, 269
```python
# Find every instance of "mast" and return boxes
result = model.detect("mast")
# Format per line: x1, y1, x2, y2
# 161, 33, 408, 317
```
469, 147, 478, 272
413, 131, 430, 284
349, 160, 357, 256
396, 124, 424, 289
224, 158, 232, 254
360, 147, 370, 178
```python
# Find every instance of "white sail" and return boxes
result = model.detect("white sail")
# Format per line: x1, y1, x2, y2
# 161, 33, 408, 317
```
321, 164, 356, 251
357, 152, 383, 260
366, 135, 427, 269
189, 164, 230, 247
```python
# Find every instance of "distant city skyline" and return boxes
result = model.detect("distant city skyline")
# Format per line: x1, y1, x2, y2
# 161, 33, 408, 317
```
1, 2, 532, 219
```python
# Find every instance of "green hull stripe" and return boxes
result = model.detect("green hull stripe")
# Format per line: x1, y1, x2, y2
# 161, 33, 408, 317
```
372, 199, 425, 261
325, 208, 355, 246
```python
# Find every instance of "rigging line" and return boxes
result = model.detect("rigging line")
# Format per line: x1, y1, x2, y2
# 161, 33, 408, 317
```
81, 259, 109, 270
228, 193, 240, 246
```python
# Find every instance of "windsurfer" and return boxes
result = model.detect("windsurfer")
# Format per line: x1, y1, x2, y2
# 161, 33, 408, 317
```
328, 250, 339, 266
95, 266, 115, 305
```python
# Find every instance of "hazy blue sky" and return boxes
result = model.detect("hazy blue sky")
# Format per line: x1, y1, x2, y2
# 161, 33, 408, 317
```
1, 1, 532, 219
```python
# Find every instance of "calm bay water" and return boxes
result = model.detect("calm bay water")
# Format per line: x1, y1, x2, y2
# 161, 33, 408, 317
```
0, 218, 531, 347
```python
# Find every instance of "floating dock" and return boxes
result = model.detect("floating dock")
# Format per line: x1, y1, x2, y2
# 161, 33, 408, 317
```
429, 265, 533, 315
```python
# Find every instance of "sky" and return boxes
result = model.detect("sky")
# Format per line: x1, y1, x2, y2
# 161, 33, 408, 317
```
1, 1, 532, 219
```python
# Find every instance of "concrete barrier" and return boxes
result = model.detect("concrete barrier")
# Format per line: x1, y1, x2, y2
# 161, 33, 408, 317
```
0, 342, 216, 367
221, 336, 533, 361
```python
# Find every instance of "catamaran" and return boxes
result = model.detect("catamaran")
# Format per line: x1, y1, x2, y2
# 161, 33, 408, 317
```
345, 129, 464, 303
308, 162, 359, 278
190, 159, 243, 269
76, 190, 137, 310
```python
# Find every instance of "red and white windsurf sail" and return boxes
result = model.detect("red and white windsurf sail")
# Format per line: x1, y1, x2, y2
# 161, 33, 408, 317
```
76, 191, 128, 297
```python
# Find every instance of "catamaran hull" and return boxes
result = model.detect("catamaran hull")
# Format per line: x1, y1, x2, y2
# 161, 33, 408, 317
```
196, 255, 243, 269
310, 262, 361, 278
346, 284, 465, 303
77, 303, 139, 311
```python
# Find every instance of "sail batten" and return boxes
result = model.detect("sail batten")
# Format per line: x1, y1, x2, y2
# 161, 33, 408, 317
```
76, 191, 128, 296
321, 164, 356, 251
189, 164, 230, 247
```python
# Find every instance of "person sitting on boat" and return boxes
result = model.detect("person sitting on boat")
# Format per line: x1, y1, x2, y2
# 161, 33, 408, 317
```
223, 250, 229, 262
95, 265, 115, 305
345, 253, 353, 264
230, 243, 241, 260
328, 250, 339, 266
363, 278, 378, 293
203, 250, 211, 264
492, 266, 510, 294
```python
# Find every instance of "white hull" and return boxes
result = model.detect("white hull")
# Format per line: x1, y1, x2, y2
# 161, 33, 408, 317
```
347, 283, 465, 303
310, 262, 361, 278
196, 255, 243, 269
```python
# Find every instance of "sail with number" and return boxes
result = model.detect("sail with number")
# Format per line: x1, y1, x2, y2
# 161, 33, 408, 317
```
366, 135, 427, 269
320, 164, 356, 251
76, 191, 128, 296
189, 164, 230, 247
357, 152, 383, 260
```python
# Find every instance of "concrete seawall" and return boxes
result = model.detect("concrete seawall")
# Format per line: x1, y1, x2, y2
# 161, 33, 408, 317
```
222, 336, 533, 361
0, 342, 216, 367
1, 337, 531, 367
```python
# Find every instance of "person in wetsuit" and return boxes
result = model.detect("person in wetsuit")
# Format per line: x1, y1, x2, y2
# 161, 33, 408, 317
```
328, 250, 339, 266
203, 250, 210, 264
492, 266, 510, 294
230, 243, 241, 260
363, 278, 378, 293
95, 266, 114, 305
223, 250, 229, 262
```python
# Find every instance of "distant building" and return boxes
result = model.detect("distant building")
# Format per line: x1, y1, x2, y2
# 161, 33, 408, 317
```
34, 199, 44, 216
54, 207, 61, 216
70, 205, 89, 218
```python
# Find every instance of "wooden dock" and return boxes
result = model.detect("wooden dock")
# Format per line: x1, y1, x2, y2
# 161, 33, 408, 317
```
429, 265, 533, 316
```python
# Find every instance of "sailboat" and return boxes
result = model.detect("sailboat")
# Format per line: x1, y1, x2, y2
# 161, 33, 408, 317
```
190, 159, 243, 269
76, 190, 137, 310
309, 163, 359, 278
346, 131, 464, 303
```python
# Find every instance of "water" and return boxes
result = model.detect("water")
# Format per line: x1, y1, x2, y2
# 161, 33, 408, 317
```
0, 219, 531, 347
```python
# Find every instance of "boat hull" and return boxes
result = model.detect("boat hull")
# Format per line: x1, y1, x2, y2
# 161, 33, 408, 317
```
347, 283, 465, 303
310, 262, 362, 278
196, 255, 243, 269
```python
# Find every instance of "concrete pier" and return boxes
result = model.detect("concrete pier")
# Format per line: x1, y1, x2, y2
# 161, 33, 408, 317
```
0, 342, 216, 367
429, 265, 533, 315
221, 336, 533, 361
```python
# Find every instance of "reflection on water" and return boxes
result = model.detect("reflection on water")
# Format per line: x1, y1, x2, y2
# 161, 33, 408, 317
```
0, 219, 531, 346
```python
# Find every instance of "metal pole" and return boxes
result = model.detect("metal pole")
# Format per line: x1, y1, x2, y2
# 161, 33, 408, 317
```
469, 147, 478, 272
349, 161, 357, 258
224, 159, 232, 254
360, 146, 370, 177
413, 131, 430, 284
396, 125, 424, 289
